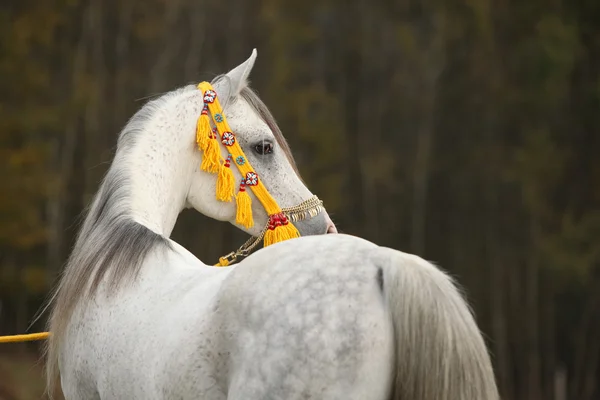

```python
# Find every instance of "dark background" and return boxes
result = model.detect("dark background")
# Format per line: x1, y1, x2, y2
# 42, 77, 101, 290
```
1, 0, 599, 399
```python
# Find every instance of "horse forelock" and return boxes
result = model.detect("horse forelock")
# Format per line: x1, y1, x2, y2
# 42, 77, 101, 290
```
211, 75, 303, 180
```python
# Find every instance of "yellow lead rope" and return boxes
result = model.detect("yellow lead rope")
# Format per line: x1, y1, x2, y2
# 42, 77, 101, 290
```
0, 332, 50, 343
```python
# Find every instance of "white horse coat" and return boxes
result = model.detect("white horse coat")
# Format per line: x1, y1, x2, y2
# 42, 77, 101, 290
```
46, 50, 499, 400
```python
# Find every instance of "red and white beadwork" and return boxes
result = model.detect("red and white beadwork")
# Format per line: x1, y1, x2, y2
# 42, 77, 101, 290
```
245, 172, 259, 186
221, 132, 236, 146
203, 90, 217, 103
268, 213, 290, 230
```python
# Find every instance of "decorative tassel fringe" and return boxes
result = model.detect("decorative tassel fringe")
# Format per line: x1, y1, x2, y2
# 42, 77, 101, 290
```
196, 106, 211, 151
263, 214, 300, 247
236, 183, 253, 229
216, 257, 230, 267
217, 157, 235, 202
201, 132, 220, 173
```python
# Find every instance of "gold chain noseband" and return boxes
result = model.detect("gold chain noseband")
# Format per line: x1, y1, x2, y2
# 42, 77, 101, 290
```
216, 195, 324, 266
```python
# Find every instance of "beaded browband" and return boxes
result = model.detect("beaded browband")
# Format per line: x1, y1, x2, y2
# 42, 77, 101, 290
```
195, 82, 324, 266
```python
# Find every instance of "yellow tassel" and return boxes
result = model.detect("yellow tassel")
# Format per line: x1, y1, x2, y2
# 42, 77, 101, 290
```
215, 257, 230, 267
216, 162, 235, 202
196, 111, 211, 151
263, 216, 300, 247
201, 134, 220, 173
236, 187, 253, 229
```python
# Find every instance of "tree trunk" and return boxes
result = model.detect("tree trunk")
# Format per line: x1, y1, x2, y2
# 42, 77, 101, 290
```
340, 1, 366, 236
113, 0, 134, 128
149, 0, 183, 93
46, 2, 91, 287
83, 0, 107, 199
554, 365, 567, 400
526, 218, 542, 400
410, 114, 434, 255
570, 277, 600, 400
14, 254, 28, 354
409, 13, 445, 255
487, 172, 510, 398
184, 0, 206, 80
356, 0, 380, 242
542, 273, 556, 400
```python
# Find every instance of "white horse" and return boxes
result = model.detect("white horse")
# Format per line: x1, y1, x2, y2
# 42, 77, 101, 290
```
45, 49, 499, 400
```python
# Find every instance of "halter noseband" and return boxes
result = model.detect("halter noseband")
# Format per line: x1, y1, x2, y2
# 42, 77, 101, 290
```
195, 82, 324, 266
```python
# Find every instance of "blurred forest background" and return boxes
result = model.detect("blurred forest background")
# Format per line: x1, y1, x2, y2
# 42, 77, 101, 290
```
1, 0, 599, 399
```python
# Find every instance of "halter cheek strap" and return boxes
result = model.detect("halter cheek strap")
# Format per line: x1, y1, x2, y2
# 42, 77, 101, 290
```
196, 82, 302, 260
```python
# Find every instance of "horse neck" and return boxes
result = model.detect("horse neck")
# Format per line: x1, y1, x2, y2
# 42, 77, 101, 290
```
121, 102, 197, 238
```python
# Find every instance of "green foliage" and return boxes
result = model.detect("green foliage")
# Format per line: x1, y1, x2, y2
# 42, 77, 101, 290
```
541, 211, 600, 280
515, 15, 580, 109
508, 128, 569, 220
0, 145, 50, 249
0, 2, 64, 251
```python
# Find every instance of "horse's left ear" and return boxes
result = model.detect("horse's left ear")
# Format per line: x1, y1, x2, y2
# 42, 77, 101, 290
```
225, 48, 257, 95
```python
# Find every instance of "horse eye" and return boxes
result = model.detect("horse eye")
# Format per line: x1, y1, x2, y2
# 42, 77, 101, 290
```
254, 142, 274, 155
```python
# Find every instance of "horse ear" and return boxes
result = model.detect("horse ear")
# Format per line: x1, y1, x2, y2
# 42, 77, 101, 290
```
224, 48, 257, 95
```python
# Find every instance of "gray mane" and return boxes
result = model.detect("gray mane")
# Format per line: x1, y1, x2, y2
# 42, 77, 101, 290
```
44, 88, 187, 395
52, 88, 193, 301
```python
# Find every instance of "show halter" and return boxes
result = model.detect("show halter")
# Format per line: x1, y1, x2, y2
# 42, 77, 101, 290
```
196, 82, 324, 266
216, 195, 324, 266
0, 81, 325, 343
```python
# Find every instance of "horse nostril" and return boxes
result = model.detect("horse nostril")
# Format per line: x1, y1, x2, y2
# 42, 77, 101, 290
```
323, 212, 337, 234
326, 223, 338, 234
